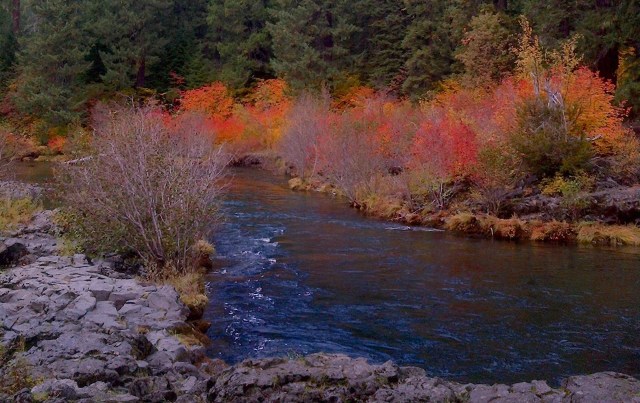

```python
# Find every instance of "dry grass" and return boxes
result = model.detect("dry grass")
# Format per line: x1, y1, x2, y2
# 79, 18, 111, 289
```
529, 220, 576, 242
577, 223, 640, 247
0, 197, 41, 233
172, 324, 211, 347
445, 212, 484, 234
445, 213, 527, 240
160, 269, 209, 319
0, 339, 40, 396
361, 194, 405, 220
487, 217, 527, 240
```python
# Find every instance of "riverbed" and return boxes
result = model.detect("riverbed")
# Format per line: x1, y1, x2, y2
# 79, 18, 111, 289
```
205, 167, 640, 386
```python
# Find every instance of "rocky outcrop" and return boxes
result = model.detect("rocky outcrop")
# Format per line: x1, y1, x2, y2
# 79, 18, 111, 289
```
0, 180, 43, 200
508, 185, 640, 224
0, 212, 214, 402
208, 354, 640, 403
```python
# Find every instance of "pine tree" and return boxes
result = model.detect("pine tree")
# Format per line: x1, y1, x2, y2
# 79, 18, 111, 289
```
208, 0, 274, 89
402, 0, 479, 98
615, 0, 640, 116
350, 0, 409, 90
91, 0, 172, 90
521, 0, 619, 80
14, 0, 90, 126
147, 0, 210, 91
0, 2, 16, 88
268, 0, 357, 91
455, 7, 516, 87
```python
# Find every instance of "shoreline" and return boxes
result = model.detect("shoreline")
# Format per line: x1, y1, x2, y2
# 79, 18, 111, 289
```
232, 153, 640, 248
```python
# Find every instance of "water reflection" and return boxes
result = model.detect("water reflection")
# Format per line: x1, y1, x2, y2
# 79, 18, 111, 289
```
205, 168, 640, 385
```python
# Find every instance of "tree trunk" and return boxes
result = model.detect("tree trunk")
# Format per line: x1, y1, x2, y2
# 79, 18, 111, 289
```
135, 55, 146, 88
11, 0, 20, 35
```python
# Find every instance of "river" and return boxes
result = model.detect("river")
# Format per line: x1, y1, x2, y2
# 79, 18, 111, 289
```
12, 163, 640, 385
205, 167, 640, 386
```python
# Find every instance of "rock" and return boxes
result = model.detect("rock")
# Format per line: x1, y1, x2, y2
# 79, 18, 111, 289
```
62, 294, 97, 320
73, 253, 90, 265
110, 291, 142, 310
0, 181, 43, 200
31, 379, 80, 400
0, 210, 207, 401
563, 372, 640, 403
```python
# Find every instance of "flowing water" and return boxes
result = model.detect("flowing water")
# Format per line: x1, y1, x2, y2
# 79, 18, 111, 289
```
205, 168, 640, 385
13, 163, 639, 385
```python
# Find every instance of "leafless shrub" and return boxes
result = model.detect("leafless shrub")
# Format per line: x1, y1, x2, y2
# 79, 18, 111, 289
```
279, 92, 330, 180
320, 113, 386, 205
57, 105, 228, 273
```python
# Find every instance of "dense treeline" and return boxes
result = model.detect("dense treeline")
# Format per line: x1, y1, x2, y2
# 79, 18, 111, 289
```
0, 0, 639, 134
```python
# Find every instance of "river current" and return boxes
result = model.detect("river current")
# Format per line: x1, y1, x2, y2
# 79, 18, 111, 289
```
205, 168, 640, 385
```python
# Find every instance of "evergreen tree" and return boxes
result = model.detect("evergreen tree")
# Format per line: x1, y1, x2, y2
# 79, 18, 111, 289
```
14, 0, 90, 126
268, 0, 357, 91
91, 0, 172, 90
616, 0, 640, 116
402, 0, 480, 98
0, 2, 16, 88
183, 51, 216, 89
208, 0, 274, 89
147, 0, 210, 91
521, 0, 619, 80
350, 0, 409, 90
455, 7, 516, 87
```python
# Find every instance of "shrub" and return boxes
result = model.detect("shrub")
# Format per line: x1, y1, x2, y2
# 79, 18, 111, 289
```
279, 93, 330, 180
57, 106, 228, 274
511, 98, 592, 178
472, 145, 520, 215
0, 339, 39, 397
0, 198, 41, 234
319, 112, 385, 204
577, 223, 640, 247
529, 221, 576, 242
408, 111, 477, 210
606, 132, 640, 183
541, 172, 594, 220
0, 129, 18, 178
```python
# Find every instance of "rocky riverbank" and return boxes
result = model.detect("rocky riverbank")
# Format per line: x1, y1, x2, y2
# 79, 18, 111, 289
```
0, 210, 217, 401
1, 205, 640, 401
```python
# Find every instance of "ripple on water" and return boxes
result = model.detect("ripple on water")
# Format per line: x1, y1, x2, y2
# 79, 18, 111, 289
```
205, 168, 640, 386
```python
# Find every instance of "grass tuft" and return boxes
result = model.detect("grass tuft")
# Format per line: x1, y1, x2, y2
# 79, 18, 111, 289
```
530, 221, 576, 242
577, 223, 640, 247
0, 339, 41, 396
158, 269, 209, 320
0, 197, 41, 233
